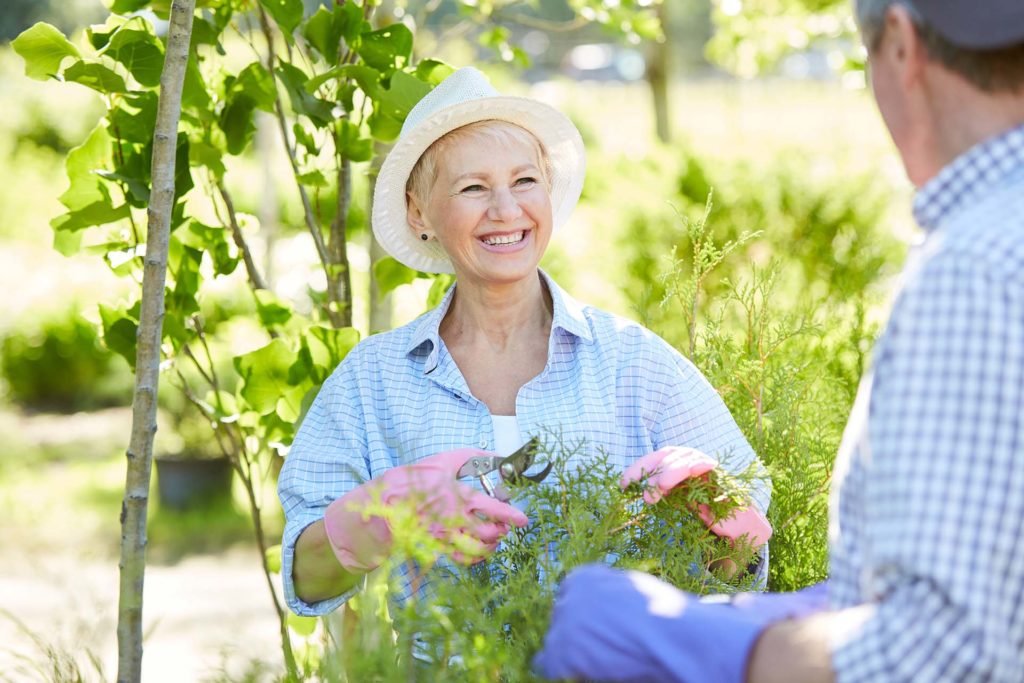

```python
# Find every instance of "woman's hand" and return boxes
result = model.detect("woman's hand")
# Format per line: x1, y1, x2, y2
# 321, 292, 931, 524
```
621, 446, 773, 548
322, 448, 529, 574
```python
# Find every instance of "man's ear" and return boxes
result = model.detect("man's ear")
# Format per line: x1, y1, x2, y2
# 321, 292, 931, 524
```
884, 4, 928, 88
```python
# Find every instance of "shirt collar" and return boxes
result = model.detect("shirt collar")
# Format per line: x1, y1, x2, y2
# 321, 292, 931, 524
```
913, 123, 1024, 233
404, 270, 593, 373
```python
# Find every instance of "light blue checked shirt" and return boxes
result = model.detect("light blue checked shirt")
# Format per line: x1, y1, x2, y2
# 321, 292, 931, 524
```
279, 271, 770, 616
830, 124, 1024, 681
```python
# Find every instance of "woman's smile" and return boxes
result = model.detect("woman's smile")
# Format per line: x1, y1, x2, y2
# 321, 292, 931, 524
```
478, 229, 531, 251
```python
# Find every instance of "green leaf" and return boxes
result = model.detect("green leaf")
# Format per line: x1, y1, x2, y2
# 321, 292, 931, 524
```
234, 338, 297, 414
234, 62, 277, 112
104, 25, 165, 88
292, 123, 317, 155
177, 220, 239, 275
303, 6, 341, 64
265, 544, 282, 574
190, 16, 223, 49
276, 385, 307, 422
373, 256, 418, 297
296, 170, 329, 187
426, 274, 455, 308
287, 613, 317, 637
414, 59, 455, 86
219, 95, 257, 155
189, 139, 226, 177
51, 199, 131, 233
300, 325, 359, 383
12, 23, 81, 81
336, 1, 366, 43
259, 0, 304, 34
275, 63, 334, 127
182, 50, 212, 110
378, 70, 431, 120
254, 289, 294, 327
59, 124, 112, 212
108, 91, 159, 143
357, 24, 413, 73
63, 60, 128, 93
87, 17, 127, 51
167, 239, 203, 316
106, 141, 152, 208
303, 2, 367, 63
53, 229, 84, 257
109, 0, 151, 14
206, 389, 239, 420
338, 119, 372, 162
367, 107, 402, 142
99, 302, 139, 369
96, 170, 150, 204
174, 133, 194, 199
305, 64, 381, 101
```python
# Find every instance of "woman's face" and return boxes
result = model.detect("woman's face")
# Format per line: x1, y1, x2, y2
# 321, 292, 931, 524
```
408, 131, 553, 289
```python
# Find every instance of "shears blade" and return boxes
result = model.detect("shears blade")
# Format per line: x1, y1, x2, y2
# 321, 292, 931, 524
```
456, 437, 551, 501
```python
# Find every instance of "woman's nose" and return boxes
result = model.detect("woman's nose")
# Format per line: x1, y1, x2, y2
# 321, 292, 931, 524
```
487, 186, 523, 222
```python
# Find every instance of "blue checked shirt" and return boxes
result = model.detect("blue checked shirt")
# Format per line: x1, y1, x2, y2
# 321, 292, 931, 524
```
829, 124, 1024, 681
279, 271, 770, 616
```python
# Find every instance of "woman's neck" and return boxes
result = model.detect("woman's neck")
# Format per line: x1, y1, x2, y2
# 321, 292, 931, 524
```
440, 272, 553, 351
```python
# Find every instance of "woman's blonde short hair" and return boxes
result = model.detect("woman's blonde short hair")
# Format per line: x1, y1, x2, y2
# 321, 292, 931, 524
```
405, 119, 553, 204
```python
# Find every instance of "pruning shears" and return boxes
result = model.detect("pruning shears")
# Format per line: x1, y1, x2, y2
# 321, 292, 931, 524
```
456, 437, 552, 502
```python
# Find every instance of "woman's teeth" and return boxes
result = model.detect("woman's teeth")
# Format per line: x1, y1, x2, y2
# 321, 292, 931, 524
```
482, 231, 525, 246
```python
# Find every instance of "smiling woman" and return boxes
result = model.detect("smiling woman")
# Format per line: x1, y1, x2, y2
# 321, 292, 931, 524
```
277, 67, 774, 619
406, 120, 554, 293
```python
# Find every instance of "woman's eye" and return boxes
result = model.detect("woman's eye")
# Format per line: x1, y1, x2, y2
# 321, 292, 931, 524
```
515, 177, 537, 187
460, 184, 486, 194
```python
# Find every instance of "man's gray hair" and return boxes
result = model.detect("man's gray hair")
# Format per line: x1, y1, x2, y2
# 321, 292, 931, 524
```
854, 0, 922, 50
853, 0, 1024, 92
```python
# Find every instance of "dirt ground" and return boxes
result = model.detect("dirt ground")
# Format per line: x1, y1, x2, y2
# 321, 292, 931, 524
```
0, 547, 283, 682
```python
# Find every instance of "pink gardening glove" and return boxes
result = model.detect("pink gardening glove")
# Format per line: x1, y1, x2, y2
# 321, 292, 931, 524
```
323, 448, 529, 574
621, 446, 772, 548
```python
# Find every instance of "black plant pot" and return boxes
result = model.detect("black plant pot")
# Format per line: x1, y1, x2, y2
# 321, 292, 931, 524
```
155, 454, 234, 510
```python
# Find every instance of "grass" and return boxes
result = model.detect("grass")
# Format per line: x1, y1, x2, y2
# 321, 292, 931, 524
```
0, 608, 106, 683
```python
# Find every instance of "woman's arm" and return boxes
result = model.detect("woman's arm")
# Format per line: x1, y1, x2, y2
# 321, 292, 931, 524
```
293, 519, 363, 603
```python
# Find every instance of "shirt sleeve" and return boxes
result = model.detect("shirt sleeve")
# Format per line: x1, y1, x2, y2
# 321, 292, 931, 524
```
277, 356, 373, 616
648, 337, 772, 516
832, 259, 1024, 681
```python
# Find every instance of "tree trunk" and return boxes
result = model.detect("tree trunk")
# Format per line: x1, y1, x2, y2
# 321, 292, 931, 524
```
368, 140, 393, 333
116, 1, 195, 681
328, 145, 353, 329
647, 1, 672, 144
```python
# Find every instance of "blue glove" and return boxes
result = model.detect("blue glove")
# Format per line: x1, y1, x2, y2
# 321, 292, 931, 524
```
533, 565, 828, 683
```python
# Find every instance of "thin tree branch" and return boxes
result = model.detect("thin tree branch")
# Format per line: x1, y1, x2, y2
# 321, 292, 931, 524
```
493, 12, 589, 32
216, 180, 269, 290
257, 6, 333, 275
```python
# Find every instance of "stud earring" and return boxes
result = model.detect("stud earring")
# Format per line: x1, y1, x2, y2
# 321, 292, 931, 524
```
420, 233, 429, 241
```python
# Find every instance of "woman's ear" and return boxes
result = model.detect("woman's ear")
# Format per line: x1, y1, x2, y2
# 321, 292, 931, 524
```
406, 192, 430, 237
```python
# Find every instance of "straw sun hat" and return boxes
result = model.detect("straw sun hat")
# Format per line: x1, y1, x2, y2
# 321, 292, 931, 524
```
371, 67, 586, 274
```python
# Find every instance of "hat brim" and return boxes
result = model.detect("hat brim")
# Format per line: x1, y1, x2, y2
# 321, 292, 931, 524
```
372, 95, 586, 274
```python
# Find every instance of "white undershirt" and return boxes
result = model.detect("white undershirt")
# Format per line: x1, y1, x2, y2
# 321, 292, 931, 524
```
491, 414, 524, 456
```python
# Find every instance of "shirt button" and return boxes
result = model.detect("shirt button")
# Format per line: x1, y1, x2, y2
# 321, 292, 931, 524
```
479, 438, 489, 449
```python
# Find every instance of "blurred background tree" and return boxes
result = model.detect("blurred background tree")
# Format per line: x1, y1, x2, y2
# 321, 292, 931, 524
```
0, 0, 105, 41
